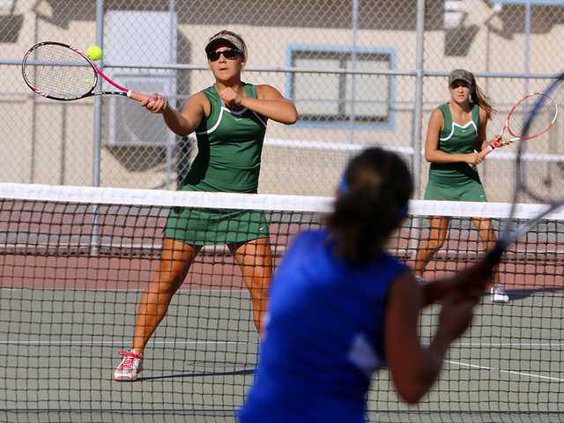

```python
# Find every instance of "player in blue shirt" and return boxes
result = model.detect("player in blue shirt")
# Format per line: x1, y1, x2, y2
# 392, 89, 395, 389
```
239, 147, 498, 422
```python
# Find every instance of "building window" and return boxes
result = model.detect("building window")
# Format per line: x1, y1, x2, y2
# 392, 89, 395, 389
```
288, 46, 395, 127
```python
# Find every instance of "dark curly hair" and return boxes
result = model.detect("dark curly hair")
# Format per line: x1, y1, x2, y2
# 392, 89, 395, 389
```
327, 147, 413, 264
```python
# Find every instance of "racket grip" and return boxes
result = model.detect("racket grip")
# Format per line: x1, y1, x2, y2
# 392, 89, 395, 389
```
483, 144, 494, 157
468, 150, 482, 171
468, 145, 494, 170
127, 90, 151, 103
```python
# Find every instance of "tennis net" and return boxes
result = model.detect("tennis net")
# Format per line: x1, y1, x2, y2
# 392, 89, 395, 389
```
0, 183, 562, 423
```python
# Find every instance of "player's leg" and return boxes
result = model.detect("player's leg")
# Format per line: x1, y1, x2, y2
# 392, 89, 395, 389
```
472, 217, 508, 302
132, 238, 200, 351
414, 216, 450, 281
229, 238, 272, 333
114, 238, 200, 381
472, 217, 498, 252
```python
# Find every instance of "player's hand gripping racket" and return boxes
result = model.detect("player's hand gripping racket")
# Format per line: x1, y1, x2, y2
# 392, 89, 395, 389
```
486, 74, 564, 266
22, 41, 150, 102
481, 92, 558, 159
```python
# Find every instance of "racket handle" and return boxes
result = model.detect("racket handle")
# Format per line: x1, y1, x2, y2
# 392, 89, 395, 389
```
468, 144, 496, 170
468, 149, 484, 171
127, 90, 151, 103
485, 135, 515, 155
483, 144, 494, 157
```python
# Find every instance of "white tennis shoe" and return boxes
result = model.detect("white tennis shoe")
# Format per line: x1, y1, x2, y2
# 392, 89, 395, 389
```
490, 285, 510, 303
113, 350, 143, 381
414, 275, 425, 285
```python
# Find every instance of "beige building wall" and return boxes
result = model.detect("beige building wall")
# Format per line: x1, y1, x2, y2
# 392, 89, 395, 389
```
1, 1, 562, 200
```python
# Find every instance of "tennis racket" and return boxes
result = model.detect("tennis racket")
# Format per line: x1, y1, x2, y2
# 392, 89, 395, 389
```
481, 92, 558, 159
486, 73, 564, 265
22, 41, 150, 102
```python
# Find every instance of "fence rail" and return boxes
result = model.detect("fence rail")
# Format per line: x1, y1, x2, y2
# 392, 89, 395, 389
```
0, 0, 563, 200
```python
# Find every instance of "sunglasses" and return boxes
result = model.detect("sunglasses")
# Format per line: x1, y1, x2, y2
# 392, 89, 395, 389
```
207, 49, 241, 62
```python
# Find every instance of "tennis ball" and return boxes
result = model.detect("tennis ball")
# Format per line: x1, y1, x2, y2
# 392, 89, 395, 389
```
86, 45, 103, 61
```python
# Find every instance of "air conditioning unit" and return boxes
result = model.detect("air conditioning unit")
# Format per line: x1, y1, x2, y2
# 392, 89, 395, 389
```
105, 10, 177, 146
107, 75, 175, 146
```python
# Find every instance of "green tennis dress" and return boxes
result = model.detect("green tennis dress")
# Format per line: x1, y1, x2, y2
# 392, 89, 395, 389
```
165, 83, 270, 245
424, 102, 487, 202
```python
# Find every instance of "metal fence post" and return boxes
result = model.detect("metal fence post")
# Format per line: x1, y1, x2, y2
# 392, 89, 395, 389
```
91, 0, 105, 255
412, 0, 426, 198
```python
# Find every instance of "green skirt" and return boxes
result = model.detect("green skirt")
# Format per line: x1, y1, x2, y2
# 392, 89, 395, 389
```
164, 206, 270, 245
425, 165, 487, 202
424, 178, 487, 202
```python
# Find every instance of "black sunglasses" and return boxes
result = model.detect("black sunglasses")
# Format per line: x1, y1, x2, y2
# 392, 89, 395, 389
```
207, 49, 241, 62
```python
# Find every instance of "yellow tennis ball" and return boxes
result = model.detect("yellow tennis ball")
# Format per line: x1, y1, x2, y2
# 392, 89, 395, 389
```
86, 45, 103, 61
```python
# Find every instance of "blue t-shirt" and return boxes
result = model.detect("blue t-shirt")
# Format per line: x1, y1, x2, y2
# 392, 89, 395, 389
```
238, 229, 408, 423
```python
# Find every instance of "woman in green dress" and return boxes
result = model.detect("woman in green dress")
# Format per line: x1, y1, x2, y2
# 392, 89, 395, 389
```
114, 30, 298, 381
414, 69, 508, 303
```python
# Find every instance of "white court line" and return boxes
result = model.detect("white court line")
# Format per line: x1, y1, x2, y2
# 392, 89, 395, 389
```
0, 288, 247, 293
448, 360, 564, 383
458, 343, 564, 348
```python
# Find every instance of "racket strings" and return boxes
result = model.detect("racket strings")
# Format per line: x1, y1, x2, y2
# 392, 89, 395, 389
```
508, 94, 557, 139
23, 44, 95, 99
550, 160, 564, 187
542, 161, 564, 189
519, 83, 564, 202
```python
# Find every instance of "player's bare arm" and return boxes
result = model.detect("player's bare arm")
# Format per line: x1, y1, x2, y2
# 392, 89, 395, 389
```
238, 84, 298, 125
142, 92, 207, 136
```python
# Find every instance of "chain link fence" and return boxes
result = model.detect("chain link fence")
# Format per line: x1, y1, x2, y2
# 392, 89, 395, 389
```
0, 0, 563, 200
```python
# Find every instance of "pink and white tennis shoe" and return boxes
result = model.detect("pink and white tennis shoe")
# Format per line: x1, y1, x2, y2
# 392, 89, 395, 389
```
113, 350, 143, 381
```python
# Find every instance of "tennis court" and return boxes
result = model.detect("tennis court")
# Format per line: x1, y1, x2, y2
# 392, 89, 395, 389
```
0, 185, 562, 422
0, 289, 256, 423
1, 289, 562, 423
368, 296, 564, 423
2, 2, 564, 422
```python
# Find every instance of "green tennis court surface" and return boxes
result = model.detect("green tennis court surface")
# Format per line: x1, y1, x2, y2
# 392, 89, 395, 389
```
0, 289, 258, 423
1, 289, 562, 422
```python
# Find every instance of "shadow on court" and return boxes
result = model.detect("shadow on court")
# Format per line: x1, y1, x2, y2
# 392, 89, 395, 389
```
503, 287, 564, 301
137, 368, 255, 382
